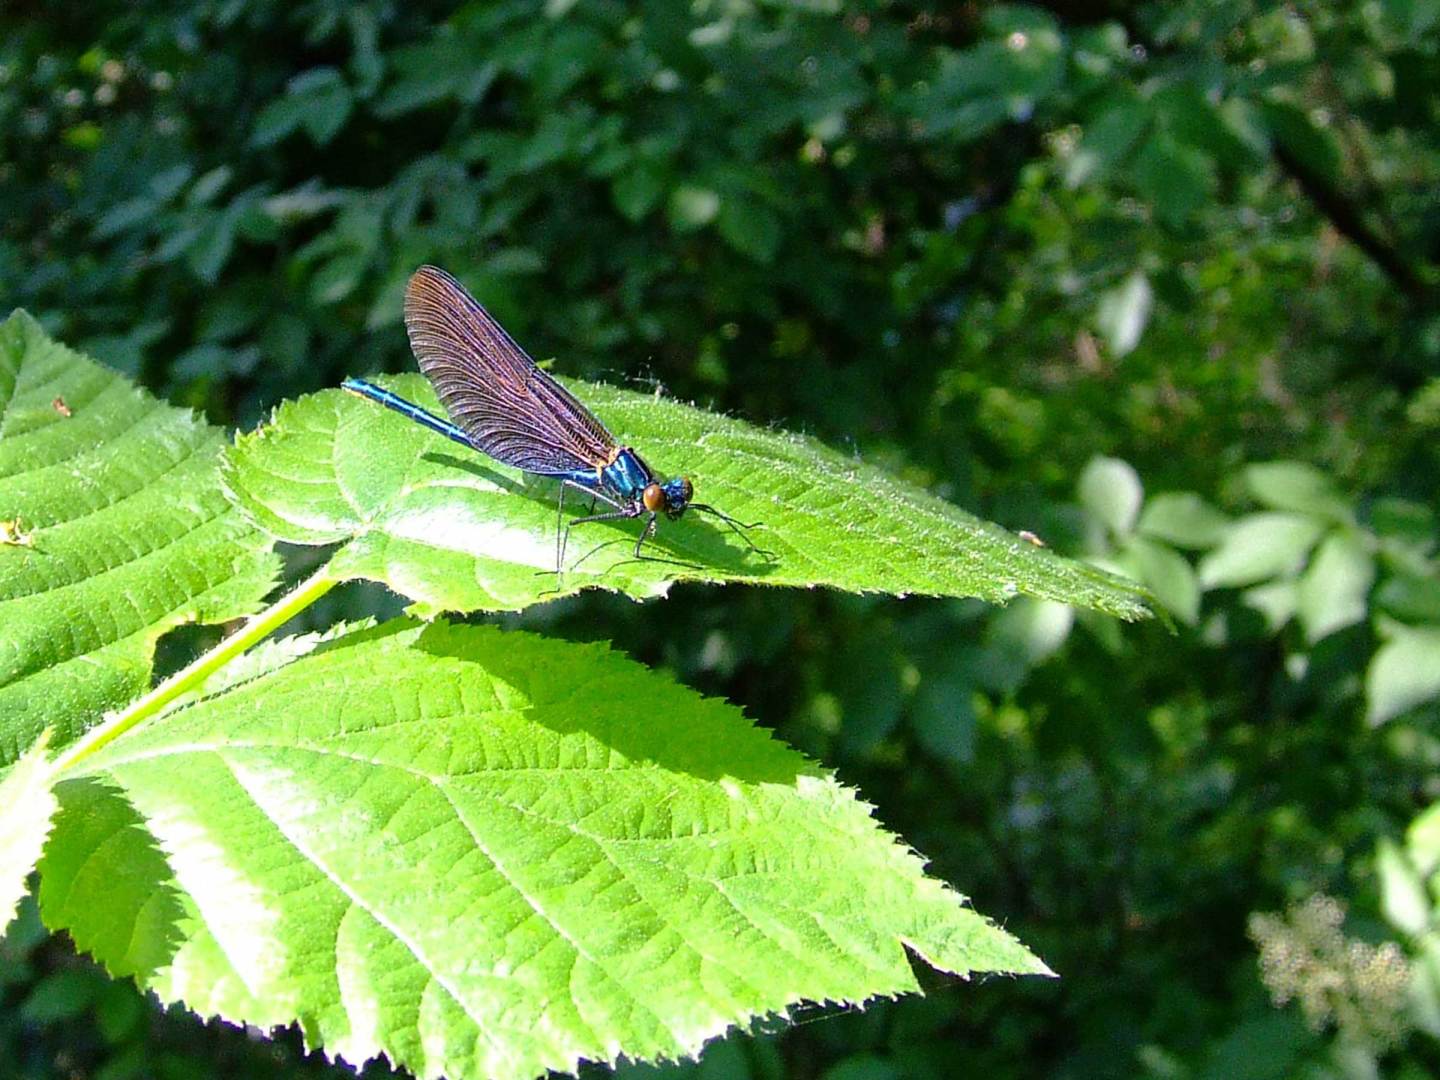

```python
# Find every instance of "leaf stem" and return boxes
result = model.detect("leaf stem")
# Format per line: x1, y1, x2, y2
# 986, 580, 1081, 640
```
54, 568, 338, 771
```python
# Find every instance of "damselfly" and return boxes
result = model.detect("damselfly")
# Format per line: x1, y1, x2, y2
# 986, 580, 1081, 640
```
344, 266, 767, 573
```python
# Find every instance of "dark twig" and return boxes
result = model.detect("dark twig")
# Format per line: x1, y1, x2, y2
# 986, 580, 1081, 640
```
1272, 140, 1432, 303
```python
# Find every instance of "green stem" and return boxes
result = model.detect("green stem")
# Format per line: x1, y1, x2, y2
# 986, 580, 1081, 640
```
55, 568, 337, 771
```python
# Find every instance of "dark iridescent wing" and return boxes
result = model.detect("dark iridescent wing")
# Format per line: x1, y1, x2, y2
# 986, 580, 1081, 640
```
403, 265, 616, 475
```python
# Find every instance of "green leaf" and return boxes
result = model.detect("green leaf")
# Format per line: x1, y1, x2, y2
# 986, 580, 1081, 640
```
250, 67, 354, 147
1138, 492, 1231, 550
0, 731, 58, 934
1296, 528, 1374, 642
1095, 272, 1153, 357
1244, 461, 1352, 523
1407, 802, 1440, 877
717, 200, 781, 264
1376, 571, 1440, 623
1377, 838, 1429, 936
915, 14, 1064, 142
1258, 100, 1342, 184
46, 619, 1048, 1080
1367, 623, 1440, 726
375, 38, 495, 116
0, 312, 281, 760
1065, 96, 1150, 188
1242, 579, 1297, 633
1078, 455, 1143, 537
611, 162, 666, 223
987, 597, 1075, 666
1132, 132, 1214, 229
221, 377, 1154, 620
668, 186, 721, 232
1197, 513, 1326, 589
1119, 537, 1200, 626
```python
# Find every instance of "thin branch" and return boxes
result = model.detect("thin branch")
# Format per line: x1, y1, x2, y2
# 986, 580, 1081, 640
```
1271, 140, 1431, 302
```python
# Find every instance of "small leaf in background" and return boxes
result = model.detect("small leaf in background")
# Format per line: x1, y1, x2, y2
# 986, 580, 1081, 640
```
1296, 529, 1374, 642
1095, 272, 1153, 356
1139, 492, 1231, 549
1242, 579, 1298, 634
375, 37, 496, 116
1132, 132, 1214, 228
0, 731, 57, 933
717, 199, 781, 263
1198, 513, 1326, 589
1367, 622, 1440, 726
914, 10, 1063, 141
48, 619, 1048, 1080
1244, 461, 1352, 523
1407, 803, 1440, 877
20, 966, 105, 1024
987, 598, 1075, 667
0, 313, 280, 759
667, 185, 721, 231
1079, 455, 1144, 537
1259, 100, 1343, 183
1377, 838, 1429, 936
611, 161, 666, 222
909, 674, 977, 768
1065, 96, 1150, 188
223, 377, 1155, 619
1120, 536, 1201, 625
250, 67, 353, 147
1376, 571, 1440, 623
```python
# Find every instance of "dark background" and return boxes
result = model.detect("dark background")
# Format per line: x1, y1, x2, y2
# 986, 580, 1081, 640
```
4, 1, 1440, 1077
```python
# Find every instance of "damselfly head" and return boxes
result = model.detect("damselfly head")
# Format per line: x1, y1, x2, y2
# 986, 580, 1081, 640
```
662, 476, 693, 519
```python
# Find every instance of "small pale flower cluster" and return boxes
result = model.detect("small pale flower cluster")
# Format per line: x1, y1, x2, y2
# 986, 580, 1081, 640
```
1249, 894, 1411, 1052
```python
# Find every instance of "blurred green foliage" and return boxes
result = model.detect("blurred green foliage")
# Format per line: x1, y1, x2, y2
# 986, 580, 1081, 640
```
4, 0, 1440, 1077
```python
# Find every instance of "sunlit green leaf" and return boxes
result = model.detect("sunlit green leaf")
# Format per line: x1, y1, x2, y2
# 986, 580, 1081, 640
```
45, 619, 1048, 1080
1197, 513, 1325, 589
1119, 537, 1200, 626
222, 377, 1154, 620
1138, 492, 1231, 550
1296, 528, 1374, 642
1244, 461, 1351, 523
1079, 455, 1143, 537
1377, 837, 1429, 936
0, 312, 281, 763
0, 731, 57, 934
1368, 622, 1440, 726
1095, 272, 1153, 357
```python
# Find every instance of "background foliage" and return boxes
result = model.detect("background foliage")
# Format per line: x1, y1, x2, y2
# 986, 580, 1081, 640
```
3, 0, 1440, 1077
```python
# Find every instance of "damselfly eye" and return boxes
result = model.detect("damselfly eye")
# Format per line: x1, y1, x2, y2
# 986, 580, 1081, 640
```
642, 483, 666, 512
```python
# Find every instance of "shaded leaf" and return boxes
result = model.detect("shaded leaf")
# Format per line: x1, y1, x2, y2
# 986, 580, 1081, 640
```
251, 67, 353, 147
1133, 133, 1214, 228
1065, 96, 1149, 187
